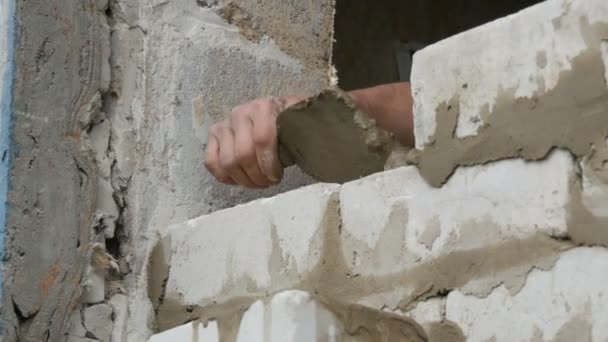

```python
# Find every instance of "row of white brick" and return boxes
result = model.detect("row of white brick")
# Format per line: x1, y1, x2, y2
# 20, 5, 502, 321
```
150, 150, 583, 333
150, 247, 608, 342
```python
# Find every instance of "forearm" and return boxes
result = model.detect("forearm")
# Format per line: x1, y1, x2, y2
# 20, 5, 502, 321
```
348, 82, 415, 147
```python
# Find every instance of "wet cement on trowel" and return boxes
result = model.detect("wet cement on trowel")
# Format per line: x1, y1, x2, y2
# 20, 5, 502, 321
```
412, 18, 608, 188
277, 88, 393, 183
150, 192, 573, 340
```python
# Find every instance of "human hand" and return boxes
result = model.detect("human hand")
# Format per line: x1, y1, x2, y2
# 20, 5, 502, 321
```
204, 96, 304, 188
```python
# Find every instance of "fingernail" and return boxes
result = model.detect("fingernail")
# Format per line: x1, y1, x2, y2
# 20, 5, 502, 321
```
261, 149, 279, 182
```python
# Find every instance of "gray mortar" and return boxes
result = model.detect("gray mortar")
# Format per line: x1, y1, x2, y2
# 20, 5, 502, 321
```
277, 88, 393, 183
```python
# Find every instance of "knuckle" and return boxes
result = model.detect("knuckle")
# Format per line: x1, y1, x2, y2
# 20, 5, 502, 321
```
210, 121, 228, 135
219, 156, 238, 171
230, 107, 246, 120
209, 123, 220, 135
253, 128, 273, 147
234, 146, 257, 167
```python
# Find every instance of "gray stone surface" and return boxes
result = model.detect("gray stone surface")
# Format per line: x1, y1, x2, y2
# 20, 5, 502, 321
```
83, 304, 113, 342
67, 310, 87, 338
2, 0, 103, 341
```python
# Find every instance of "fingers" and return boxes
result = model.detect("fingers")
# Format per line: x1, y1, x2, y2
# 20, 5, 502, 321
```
214, 124, 259, 188
231, 112, 275, 187
252, 99, 282, 182
204, 134, 235, 185
204, 97, 287, 188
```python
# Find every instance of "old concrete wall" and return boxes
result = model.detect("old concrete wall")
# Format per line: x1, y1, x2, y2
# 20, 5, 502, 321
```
0, 0, 16, 337
1, 0, 105, 341
147, 0, 608, 340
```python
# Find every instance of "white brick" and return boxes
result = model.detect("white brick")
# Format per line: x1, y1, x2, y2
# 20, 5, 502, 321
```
446, 247, 608, 342
149, 290, 423, 342
404, 298, 444, 325
340, 150, 574, 279
148, 291, 344, 342
161, 184, 340, 307
235, 291, 343, 342
411, 0, 608, 148
581, 143, 608, 219
148, 321, 219, 342
158, 150, 577, 323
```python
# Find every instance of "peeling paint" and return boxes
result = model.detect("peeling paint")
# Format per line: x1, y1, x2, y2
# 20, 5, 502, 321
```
0, 0, 16, 303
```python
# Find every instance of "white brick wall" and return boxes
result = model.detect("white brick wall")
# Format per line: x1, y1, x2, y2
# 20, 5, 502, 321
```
161, 184, 340, 308
149, 290, 418, 342
339, 150, 575, 307
446, 247, 608, 342
153, 151, 582, 337
411, 0, 608, 148
146, 0, 608, 339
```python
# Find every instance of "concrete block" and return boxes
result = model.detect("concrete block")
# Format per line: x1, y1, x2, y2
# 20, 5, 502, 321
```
339, 150, 575, 305
83, 304, 113, 342
66, 310, 87, 338
155, 184, 340, 328
410, 0, 608, 186
446, 247, 608, 341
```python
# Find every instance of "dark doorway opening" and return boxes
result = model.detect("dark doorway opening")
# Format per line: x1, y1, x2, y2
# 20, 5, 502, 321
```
332, 0, 544, 90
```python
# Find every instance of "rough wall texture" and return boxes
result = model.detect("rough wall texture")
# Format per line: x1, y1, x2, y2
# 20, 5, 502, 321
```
0, 0, 16, 327
1, 0, 104, 341
147, 0, 608, 340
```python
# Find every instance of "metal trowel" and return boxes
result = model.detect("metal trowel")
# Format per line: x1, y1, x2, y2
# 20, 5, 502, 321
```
277, 88, 394, 183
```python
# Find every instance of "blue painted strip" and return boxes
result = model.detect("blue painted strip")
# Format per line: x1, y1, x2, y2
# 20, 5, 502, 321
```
0, 0, 17, 302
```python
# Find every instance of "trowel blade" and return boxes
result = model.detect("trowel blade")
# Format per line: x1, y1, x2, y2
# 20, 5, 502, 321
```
277, 88, 394, 184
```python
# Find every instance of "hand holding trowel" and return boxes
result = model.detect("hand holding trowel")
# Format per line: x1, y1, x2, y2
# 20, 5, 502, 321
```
205, 84, 413, 187
276, 88, 394, 183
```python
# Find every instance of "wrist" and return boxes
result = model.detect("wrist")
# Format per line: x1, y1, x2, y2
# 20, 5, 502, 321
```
348, 89, 376, 118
